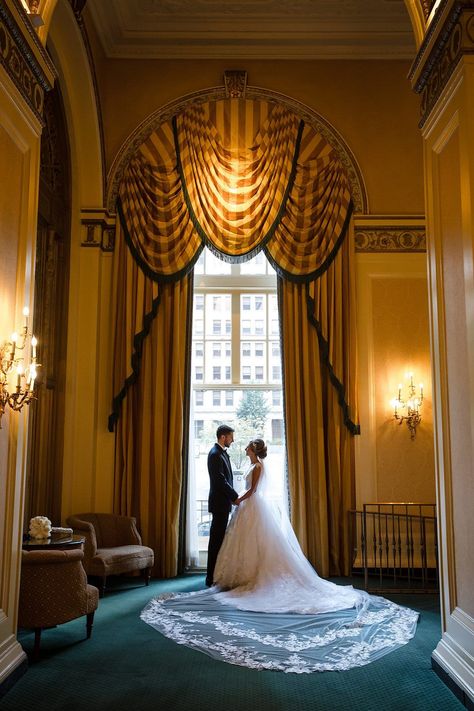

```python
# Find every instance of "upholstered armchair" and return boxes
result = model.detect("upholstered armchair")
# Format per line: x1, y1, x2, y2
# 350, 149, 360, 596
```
18, 549, 99, 660
66, 513, 154, 596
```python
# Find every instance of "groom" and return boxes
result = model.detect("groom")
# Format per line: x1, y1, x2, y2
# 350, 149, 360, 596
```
205, 424, 239, 587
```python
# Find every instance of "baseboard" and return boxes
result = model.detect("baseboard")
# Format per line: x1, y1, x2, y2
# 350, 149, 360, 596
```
432, 606, 474, 710
0, 653, 28, 700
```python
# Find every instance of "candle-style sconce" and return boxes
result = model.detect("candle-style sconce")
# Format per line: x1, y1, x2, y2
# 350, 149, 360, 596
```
392, 373, 423, 440
0, 307, 40, 428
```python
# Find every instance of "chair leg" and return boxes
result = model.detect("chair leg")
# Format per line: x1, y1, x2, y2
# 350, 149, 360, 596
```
99, 576, 106, 597
33, 628, 42, 661
86, 611, 95, 639
142, 567, 151, 586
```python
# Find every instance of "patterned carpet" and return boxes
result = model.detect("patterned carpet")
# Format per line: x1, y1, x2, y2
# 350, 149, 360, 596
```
2, 575, 465, 711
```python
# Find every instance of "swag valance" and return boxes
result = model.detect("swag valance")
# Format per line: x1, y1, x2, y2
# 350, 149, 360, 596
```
118, 99, 352, 283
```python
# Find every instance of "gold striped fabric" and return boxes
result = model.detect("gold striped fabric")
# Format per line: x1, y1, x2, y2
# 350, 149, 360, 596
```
117, 99, 351, 281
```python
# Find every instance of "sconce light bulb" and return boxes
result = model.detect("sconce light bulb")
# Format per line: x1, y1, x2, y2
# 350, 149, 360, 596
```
31, 336, 37, 347
22, 306, 29, 317
11, 332, 18, 343
17, 364, 23, 375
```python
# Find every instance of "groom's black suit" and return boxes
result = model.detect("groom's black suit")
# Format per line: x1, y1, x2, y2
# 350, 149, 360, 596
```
206, 443, 238, 587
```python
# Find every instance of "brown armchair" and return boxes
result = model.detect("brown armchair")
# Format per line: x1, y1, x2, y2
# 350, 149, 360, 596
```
18, 549, 99, 660
66, 513, 154, 596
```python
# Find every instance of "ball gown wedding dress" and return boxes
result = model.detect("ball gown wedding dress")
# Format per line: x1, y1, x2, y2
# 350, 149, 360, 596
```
141, 462, 419, 673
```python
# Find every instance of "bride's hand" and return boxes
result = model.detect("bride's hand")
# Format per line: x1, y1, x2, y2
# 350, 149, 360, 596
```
234, 496, 241, 506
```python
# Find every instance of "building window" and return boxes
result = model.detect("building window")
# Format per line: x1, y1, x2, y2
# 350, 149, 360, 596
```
255, 366, 264, 381
225, 366, 231, 381
255, 342, 264, 357
195, 342, 203, 358
195, 366, 203, 381
195, 420, 204, 438
242, 296, 251, 310
225, 391, 233, 406
213, 320, 221, 335
272, 390, 281, 406
255, 320, 264, 335
272, 419, 283, 441
213, 391, 221, 406
195, 390, 204, 406
212, 342, 221, 357
213, 366, 221, 380
242, 342, 251, 357
242, 366, 251, 381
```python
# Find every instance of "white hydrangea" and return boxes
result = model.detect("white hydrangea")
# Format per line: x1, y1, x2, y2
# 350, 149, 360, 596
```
29, 516, 52, 539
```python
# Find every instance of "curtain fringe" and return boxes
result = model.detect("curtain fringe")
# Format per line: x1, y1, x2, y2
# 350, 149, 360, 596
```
108, 291, 162, 432
305, 284, 360, 436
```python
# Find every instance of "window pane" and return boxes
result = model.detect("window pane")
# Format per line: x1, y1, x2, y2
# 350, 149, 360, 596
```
225, 391, 233, 406
240, 251, 265, 274
213, 366, 221, 380
195, 390, 204, 406
205, 251, 231, 275
213, 391, 221, 406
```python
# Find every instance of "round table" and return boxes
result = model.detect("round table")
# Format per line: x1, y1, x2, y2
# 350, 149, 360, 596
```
22, 534, 85, 550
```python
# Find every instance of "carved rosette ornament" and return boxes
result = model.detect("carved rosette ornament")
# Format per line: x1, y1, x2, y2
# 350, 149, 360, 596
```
354, 228, 426, 253
409, 1, 474, 127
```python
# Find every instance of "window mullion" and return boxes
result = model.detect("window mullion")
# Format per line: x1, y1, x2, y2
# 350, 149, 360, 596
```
231, 292, 240, 384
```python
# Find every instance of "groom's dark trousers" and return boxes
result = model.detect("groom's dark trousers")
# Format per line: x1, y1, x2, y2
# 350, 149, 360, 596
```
206, 443, 238, 586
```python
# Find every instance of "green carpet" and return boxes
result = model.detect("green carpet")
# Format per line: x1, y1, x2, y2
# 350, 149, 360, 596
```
2, 575, 464, 711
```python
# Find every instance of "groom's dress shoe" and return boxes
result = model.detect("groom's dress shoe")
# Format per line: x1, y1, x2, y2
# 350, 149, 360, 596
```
205, 579, 213, 587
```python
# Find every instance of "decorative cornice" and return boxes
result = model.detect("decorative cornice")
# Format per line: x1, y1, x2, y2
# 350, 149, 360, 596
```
81, 209, 115, 252
409, 1, 474, 128
354, 217, 426, 252
0, 0, 56, 125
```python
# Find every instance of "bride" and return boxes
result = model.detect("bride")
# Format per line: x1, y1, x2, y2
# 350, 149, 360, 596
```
141, 438, 419, 673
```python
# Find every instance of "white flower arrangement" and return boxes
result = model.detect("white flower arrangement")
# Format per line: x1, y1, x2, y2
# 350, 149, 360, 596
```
29, 516, 52, 539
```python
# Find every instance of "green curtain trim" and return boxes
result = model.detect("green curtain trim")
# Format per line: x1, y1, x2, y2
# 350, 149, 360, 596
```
264, 201, 354, 284
117, 196, 204, 284
172, 114, 305, 264
305, 284, 360, 436
108, 291, 162, 432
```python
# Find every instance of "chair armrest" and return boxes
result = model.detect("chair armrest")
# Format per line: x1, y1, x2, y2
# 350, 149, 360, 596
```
66, 516, 98, 561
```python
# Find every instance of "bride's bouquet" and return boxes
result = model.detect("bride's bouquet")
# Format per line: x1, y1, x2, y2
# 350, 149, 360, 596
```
28, 516, 52, 539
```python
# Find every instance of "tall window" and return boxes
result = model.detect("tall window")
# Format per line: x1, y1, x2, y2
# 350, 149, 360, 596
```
189, 248, 286, 566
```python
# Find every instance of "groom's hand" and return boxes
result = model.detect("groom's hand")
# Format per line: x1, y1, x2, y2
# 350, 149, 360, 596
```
233, 497, 241, 506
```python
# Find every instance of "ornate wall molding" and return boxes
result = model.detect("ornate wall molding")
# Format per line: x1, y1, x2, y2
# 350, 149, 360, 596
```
0, 0, 56, 125
81, 209, 116, 252
354, 216, 426, 252
106, 83, 368, 215
409, 1, 474, 128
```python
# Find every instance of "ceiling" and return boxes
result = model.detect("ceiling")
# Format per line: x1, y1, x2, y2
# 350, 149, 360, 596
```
87, 0, 416, 61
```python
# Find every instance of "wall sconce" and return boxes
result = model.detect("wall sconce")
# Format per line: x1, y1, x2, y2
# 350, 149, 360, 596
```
0, 307, 40, 428
392, 373, 423, 440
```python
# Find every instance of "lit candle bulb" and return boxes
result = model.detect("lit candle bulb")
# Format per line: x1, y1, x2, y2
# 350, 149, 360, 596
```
409, 372, 414, 387
31, 335, 37, 361
10, 332, 18, 360
29, 366, 37, 388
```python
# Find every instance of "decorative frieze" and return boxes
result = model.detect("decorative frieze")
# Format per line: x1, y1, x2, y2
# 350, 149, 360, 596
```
0, 1, 56, 125
354, 217, 426, 253
81, 210, 116, 252
409, 1, 474, 128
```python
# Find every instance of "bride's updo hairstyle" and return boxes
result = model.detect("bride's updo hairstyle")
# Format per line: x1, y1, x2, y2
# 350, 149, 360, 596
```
250, 439, 267, 459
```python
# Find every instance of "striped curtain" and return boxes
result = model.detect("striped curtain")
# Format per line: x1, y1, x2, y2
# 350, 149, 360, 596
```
110, 98, 359, 577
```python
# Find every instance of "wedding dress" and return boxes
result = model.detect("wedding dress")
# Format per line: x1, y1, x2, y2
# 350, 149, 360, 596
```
141, 461, 419, 673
